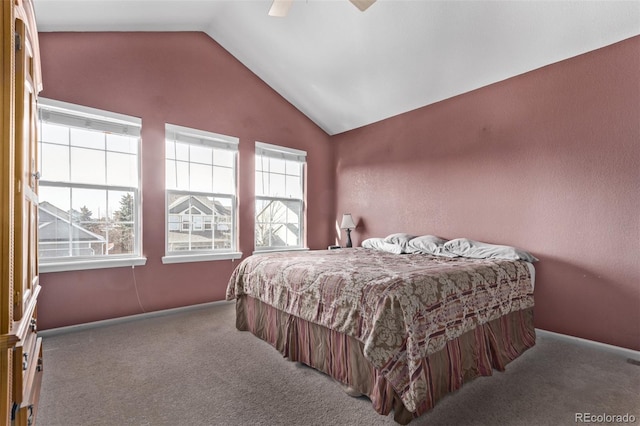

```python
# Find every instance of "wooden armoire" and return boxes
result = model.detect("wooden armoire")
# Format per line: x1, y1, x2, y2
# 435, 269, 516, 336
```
0, 0, 43, 425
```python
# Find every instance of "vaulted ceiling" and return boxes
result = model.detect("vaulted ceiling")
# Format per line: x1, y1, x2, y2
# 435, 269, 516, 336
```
33, 0, 640, 135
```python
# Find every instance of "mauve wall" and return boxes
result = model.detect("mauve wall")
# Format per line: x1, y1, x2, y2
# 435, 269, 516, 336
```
333, 36, 640, 351
38, 32, 639, 352
37, 32, 334, 329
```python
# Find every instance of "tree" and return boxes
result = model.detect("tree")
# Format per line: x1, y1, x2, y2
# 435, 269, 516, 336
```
79, 205, 93, 222
110, 194, 134, 254
255, 200, 287, 248
77, 204, 105, 239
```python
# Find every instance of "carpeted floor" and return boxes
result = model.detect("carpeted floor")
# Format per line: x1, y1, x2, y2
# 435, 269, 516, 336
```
37, 302, 639, 426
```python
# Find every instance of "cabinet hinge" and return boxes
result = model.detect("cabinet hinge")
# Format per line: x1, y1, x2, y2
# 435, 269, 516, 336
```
15, 32, 22, 51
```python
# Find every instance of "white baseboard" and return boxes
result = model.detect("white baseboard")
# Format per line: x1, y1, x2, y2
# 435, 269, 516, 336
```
535, 328, 640, 361
39, 299, 234, 338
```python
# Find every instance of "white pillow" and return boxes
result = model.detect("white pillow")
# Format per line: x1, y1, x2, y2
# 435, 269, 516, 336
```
405, 235, 457, 257
443, 238, 538, 262
361, 237, 403, 254
383, 233, 416, 252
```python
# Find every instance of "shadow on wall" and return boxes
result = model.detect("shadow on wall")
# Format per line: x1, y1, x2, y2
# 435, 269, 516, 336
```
345, 217, 367, 247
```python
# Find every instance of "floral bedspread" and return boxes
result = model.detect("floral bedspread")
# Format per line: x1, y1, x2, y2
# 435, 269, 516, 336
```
226, 248, 534, 413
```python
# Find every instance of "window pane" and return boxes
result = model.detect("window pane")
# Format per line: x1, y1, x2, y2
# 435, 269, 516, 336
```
40, 123, 69, 145
166, 141, 176, 160
168, 214, 180, 231
108, 134, 137, 154
107, 152, 137, 187
213, 166, 234, 194
70, 127, 105, 150
166, 160, 176, 190
41, 142, 70, 182
109, 190, 134, 222
167, 192, 217, 252
70, 146, 106, 185
174, 161, 190, 191
108, 191, 135, 255
190, 145, 213, 165
254, 199, 270, 248
40, 186, 71, 216
284, 200, 301, 246
255, 172, 264, 197
255, 154, 266, 172
175, 142, 189, 161
69, 188, 108, 255
270, 158, 286, 174
39, 186, 72, 258
285, 160, 300, 176
269, 173, 286, 197
255, 199, 301, 248
214, 197, 232, 249
286, 175, 301, 199
72, 188, 107, 222
190, 163, 213, 193
214, 150, 233, 167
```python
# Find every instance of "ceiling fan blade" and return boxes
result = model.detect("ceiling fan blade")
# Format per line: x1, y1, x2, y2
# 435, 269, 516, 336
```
269, 0, 294, 17
349, 0, 376, 12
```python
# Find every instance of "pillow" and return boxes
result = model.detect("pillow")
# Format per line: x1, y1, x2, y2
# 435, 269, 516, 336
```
405, 235, 457, 257
361, 237, 403, 254
383, 233, 416, 252
442, 238, 538, 262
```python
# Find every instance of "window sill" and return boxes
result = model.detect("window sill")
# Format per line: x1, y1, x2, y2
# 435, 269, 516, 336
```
252, 247, 309, 255
161, 252, 243, 264
40, 257, 147, 273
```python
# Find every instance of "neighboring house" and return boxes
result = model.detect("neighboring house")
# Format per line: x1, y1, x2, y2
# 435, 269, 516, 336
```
167, 195, 232, 251
38, 201, 107, 258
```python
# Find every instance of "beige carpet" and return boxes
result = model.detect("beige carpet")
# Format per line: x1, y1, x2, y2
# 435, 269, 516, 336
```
37, 302, 639, 426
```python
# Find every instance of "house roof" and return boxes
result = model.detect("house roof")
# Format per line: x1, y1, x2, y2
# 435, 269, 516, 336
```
33, 1, 640, 135
39, 201, 106, 243
168, 195, 231, 216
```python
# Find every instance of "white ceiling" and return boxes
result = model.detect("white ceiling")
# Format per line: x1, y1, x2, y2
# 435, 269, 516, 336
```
33, 0, 640, 135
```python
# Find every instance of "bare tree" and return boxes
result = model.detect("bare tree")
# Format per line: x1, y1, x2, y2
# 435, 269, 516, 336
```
255, 200, 288, 248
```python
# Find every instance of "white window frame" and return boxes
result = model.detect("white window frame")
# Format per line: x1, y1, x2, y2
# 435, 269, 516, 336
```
37, 98, 146, 273
254, 141, 307, 253
162, 124, 241, 264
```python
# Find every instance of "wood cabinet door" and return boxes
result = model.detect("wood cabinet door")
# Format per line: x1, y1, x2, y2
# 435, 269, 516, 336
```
13, 17, 38, 322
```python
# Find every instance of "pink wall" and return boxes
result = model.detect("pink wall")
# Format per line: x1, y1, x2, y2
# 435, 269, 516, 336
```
38, 32, 639, 351
333, 36, 640, 351
37, 32, 334, 329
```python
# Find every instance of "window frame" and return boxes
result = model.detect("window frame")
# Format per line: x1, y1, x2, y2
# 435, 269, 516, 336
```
37, 98, 146, 273
254, 141, 307, 253
162, 123, 241, 264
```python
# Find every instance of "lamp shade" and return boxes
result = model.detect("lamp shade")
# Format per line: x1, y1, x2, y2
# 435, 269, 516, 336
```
340, 214, 356, 230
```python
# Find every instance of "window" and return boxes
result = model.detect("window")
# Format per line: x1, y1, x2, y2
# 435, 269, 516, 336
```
163, 124, 240, 263
255, 142, 306, 251
38, 98, 144, 271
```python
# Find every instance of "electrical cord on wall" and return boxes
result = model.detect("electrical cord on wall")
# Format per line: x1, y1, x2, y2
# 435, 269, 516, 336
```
132, 264, 146, 313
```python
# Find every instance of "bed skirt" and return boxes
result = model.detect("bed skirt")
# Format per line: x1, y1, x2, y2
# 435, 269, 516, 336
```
235, 295, 535, 424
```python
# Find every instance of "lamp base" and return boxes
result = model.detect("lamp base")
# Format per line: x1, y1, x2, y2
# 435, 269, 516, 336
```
346, 229, 352, 248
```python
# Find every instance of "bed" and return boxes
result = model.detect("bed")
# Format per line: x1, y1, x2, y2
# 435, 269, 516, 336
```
226, 243, 536, 424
